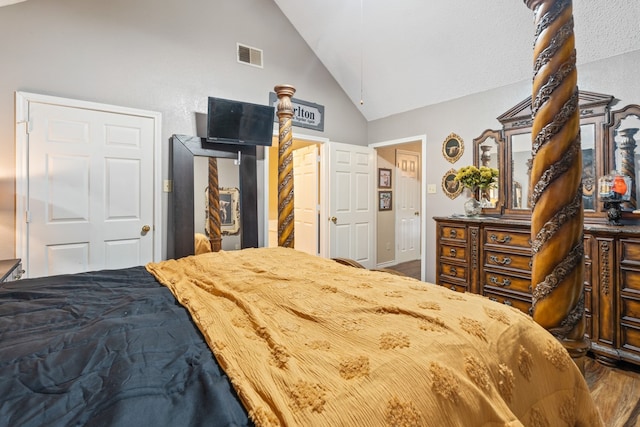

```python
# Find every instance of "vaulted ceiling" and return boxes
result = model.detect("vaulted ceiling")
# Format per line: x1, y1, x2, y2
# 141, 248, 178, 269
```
3, 1, 639, 122
274, 0, 640, 121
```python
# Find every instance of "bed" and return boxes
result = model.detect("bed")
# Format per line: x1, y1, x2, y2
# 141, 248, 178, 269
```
1, 247, 602, 426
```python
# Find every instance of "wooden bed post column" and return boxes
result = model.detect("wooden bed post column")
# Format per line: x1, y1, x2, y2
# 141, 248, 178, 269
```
524, 0, 588, 371
275, 84, 296, 248
208, 157, 222, 252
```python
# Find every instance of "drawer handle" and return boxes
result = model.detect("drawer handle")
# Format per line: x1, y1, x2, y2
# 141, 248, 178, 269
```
489, 297, 498, 302
489, 255, 512, 265
489, 276, 511, 287
449, 248, 457, 257
503, 300, 512, 307
528, 260, 532, 269
449, 229, 458, 238
489, 234, 512, 244
450, 285, 456, 291
450, 267, 458, 277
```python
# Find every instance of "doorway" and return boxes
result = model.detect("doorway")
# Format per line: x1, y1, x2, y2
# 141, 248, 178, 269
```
370, 135, 426, 281
266, 136, 323, 255
265, 136, 376, 269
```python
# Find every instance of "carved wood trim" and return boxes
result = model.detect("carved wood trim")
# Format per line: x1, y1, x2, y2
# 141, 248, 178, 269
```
275, 84, 296, 248
525, 0, 588, 360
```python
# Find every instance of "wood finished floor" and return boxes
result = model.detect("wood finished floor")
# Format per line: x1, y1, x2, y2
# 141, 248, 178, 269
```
386, 259, 640, 427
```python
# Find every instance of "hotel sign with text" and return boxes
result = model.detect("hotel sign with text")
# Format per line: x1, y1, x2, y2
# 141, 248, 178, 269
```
269, 92, 325, 132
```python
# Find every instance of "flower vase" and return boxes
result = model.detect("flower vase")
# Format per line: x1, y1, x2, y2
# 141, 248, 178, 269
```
479, 188, 492, 208
464, 194, 481, 217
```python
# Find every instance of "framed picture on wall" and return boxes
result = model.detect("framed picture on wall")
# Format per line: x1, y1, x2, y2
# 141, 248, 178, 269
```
442, 168, 463, 199
442, 132, 464, 163
219, 187, 240, 235
379, 191, 392, 211
378, 168, 392, 188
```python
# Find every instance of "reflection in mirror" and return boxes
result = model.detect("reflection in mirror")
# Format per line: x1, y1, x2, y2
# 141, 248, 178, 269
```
479, 137, 499, 208
581, 124, 596, 210
613, 113, 640, 211
194, 156, 241, 251
473, 129, 504, 214
511, 133, 532, 210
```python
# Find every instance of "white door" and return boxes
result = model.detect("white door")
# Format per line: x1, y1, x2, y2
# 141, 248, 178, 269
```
395, 150, 421, 263
294, 144, 319, 255
328, 142, 375, 268
18, 96, 158, 278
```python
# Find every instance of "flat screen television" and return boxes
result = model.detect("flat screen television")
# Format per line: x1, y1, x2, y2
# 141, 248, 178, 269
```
206, 97, 275, 146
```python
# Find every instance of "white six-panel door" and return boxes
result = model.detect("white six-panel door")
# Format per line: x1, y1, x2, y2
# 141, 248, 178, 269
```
16, 94, 159, 278
395, 149, 421, 263
328, 141, 375, 268
293, 144, 319, 256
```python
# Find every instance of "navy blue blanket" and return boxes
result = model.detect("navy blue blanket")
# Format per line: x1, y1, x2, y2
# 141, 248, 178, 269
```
0, 266, 251, 427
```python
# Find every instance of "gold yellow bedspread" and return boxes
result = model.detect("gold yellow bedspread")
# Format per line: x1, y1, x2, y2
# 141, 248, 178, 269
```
146, 247, 602, 427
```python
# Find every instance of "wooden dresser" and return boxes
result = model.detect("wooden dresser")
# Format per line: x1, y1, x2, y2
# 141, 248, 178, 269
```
434, 216, 640, 367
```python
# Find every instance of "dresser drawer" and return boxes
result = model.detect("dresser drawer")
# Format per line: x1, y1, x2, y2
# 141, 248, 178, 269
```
484, 250, 532, 272
620, 269, 640, 294
483, 290, 531, 314
483, 270, 532, 294
621, 296, 640, 323
621, 239, 640, 265
439, 279, 467, 293
439, 244, 466, 261
484, 227, 530, 249
439, 225, 467, 242
441, 263, 467, 281
621, 323, 640, 356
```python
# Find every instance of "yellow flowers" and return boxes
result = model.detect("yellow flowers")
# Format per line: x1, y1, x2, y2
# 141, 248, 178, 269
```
454, 165, 499, 190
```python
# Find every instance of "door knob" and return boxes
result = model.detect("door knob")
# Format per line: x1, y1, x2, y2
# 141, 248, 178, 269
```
414, 212, 420, 216
329, 216, 337, 224
141, 225, 151, 234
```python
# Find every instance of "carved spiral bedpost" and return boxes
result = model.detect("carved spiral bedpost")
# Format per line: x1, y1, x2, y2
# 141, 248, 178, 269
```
275, 84, 296, 248
524, 0, 587, 370
207, 157, 222, 252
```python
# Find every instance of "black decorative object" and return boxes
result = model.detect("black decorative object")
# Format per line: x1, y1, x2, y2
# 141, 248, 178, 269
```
603, 200, 624, 225
599, 170, 632, 226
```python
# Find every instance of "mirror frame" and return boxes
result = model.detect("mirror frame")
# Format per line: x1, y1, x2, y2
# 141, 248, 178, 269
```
169, 134, 258, 259
606, 104, 640, 217
442, 132, 464, 163
473, 129, 504, 215
496, 90, 614, 220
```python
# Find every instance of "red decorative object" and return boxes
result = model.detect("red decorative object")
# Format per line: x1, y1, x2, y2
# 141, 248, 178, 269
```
613, 175, 628, 195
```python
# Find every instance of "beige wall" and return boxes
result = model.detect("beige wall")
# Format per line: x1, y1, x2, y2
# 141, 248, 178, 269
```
0, 0, 368, 259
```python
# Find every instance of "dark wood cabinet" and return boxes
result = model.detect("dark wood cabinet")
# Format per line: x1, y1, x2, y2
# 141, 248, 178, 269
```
434, 216, 640, 367
441, 91, 640, 366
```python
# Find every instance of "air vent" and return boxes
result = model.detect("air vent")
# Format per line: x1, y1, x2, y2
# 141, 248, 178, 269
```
237, 43, 263, 68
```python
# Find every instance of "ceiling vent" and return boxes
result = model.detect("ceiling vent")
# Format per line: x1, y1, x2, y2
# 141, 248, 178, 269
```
237, 43, 263, 68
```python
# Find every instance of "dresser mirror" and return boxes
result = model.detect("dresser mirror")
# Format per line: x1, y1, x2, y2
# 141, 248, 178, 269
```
509, 131, 532, 211
608, 104, 640, 212
193, 156, 242, 251
487, 90, 615, 220
473, 129, 504, 215
169, 134, 258, 259
580, 123, 597, 211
